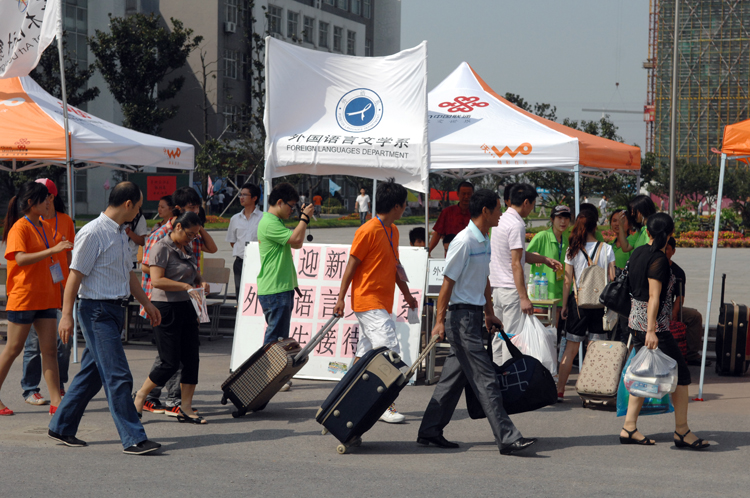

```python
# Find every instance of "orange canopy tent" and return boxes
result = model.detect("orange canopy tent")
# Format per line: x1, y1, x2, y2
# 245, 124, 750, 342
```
696, 119, 750, 400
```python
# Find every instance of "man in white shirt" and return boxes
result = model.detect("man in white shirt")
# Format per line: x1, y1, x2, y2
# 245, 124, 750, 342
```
226, 183, 263, 298
598, 195, 608, 225
489, 183, 562, 366
355, 188, 371, 226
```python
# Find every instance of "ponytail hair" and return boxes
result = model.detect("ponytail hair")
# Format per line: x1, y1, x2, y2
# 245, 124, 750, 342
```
53, 194, 66, 214
2, 181, 49, 243
566, 209, 598, 260
646, 212, 674, 253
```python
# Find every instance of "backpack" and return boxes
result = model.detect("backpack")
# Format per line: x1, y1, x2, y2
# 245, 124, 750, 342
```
573, 242, 606, 309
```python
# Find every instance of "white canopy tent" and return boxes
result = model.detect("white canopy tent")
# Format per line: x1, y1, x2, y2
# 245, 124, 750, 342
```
0, 76, 195, 216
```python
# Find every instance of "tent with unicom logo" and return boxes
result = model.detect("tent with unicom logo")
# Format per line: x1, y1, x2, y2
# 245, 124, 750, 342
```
0, 76, 194, 215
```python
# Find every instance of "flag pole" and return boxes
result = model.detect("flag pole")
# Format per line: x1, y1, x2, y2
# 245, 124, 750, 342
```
56, 0, 73, 219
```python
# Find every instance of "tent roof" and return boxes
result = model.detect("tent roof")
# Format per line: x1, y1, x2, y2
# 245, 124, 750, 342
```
428, 63, 640, 177
721, 118, 750, 159
0, 77, 193, 172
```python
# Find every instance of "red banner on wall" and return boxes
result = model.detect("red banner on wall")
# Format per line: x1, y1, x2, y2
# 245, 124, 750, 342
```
147, 176, 176, 201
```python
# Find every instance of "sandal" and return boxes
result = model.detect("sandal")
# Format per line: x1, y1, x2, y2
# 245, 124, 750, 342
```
177, 407, 207, 425
674, 430, 710, 450
0, 407, 13, 416
619, 427, 655, 445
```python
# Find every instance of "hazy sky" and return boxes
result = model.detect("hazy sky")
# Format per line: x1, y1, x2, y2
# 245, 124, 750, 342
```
401, 0, 650, 154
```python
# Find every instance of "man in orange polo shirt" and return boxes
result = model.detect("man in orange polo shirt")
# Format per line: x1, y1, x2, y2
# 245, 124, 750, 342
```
334, 178, 418, 424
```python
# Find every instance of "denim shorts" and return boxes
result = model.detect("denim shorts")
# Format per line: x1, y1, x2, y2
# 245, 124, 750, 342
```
7, 308, 58, 324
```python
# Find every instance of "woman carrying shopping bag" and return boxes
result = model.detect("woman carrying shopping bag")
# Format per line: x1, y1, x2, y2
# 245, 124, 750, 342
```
557, 210, 616, 401
618, 213, 709, 449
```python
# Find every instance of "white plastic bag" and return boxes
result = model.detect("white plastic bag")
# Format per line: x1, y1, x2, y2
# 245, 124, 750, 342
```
623, 347, 677, 399
510, 315, 558, 375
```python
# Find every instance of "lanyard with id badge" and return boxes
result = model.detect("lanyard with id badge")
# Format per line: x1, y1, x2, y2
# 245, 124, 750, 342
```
25, 216, 64, 284
375, 215, 409, 283
555, 235, 565, 282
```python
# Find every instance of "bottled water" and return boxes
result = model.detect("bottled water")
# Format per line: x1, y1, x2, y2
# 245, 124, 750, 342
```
535, 272, 542, 299
540, 273, 549, 300
527, 272, 536, 298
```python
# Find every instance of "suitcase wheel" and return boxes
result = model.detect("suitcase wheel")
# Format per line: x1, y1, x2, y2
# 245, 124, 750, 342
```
232, 409, 246, 418
581, 400, 588, 408
337, 444, 347, 454
220, 395, 228, 405
350, 437, 362, 447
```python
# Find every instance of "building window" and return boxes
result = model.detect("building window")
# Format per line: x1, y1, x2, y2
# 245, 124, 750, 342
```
324, 0, 334, 4
268, 5, 282, 35
351, 0, 361, 15
365, 38, 372, 56
238, 0, 248, 26
223, 105, 238, 131
226, 0, 238, 24
224, 49, 238, 79
337, 0, 347, 10
74, 169, 87, 203
319, 21, 329, 48
239, 106, 251, 133
287, 11, 299, 40
333, 26, 342, 52
346, 30, 356, 55
241, 52, 249, 81
303, 16, 314, 44
63, 0, 88, 69
363, 0, 371, 19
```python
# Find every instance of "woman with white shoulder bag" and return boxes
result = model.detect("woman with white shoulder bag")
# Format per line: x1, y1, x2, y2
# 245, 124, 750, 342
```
556, 210, 616, 401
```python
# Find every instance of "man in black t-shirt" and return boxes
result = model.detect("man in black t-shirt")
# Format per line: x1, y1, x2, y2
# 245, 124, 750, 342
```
666, 238, 710, 366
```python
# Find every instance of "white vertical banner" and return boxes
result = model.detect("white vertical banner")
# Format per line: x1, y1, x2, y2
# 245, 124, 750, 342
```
231, 243, 428, 383
263, 37, 429, 193
0, 0, 62, 78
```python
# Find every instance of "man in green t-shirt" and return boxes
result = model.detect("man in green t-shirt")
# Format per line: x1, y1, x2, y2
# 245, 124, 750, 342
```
257, 183, 315, 367
526, 205, 571, 300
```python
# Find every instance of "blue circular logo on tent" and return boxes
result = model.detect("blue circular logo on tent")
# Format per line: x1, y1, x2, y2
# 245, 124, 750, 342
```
336, 89, 383, 133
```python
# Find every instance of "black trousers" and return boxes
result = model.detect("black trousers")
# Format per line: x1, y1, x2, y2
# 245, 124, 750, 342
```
233, 256, 243, 299
149, 301, 200, 386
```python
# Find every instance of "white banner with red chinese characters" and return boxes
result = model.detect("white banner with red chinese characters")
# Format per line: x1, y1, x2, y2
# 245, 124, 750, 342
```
0, 0, 61, 78
230, 243, 428, 383
263, 37, 429, 193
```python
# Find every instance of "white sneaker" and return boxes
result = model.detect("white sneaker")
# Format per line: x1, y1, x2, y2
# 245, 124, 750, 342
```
279, 381, 292, 392
379, 403, 405, 424
25, 393, 49, 406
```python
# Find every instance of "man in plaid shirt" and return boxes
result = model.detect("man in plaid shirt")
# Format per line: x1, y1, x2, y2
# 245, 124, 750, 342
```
138, 187, 217, 415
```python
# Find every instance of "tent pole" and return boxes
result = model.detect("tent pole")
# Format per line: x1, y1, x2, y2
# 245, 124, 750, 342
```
56, 2, 74, 219
263, 178, 269, 211
697, 153, 726, 400
372, 179, 377, 217
574, 164, 583, 362
668, 0, 680, 217
636, 171, 642, 193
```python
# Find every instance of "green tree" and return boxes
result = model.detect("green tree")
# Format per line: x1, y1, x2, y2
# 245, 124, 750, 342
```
30, 37, 100, 107
88, 14, 202, 134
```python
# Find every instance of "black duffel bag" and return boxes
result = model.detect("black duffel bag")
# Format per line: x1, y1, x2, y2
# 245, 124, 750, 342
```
465, 326, 557, 418
599, 261, 631, 317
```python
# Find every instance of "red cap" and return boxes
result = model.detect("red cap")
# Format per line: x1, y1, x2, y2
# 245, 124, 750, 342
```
35, 178, 58, 197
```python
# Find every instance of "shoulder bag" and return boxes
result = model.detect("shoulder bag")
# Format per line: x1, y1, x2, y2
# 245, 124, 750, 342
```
599, 260, 632, 317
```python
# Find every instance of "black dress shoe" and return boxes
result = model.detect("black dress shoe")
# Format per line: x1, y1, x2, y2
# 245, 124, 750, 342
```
417, 435, 459, 448
500, 437, 537, 455
123, 439, 161, 455
48, 429, 87, 447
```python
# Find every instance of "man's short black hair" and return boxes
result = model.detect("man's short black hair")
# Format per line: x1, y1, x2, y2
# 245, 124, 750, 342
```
578, 203, 599, 218
375, 178, 407, 214
269, 182, 300, 206
456, 181, 474, 193
409, 227, 426, 245
503, 183, 517, 203
108, 181, 142, 207
469, 188, 500, 218
241, 182, 261, 200
172, 186, 202, 214
509, 183, 538, 206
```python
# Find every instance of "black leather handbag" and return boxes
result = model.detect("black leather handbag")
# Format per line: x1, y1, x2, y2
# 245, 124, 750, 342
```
599, 262, 631, 317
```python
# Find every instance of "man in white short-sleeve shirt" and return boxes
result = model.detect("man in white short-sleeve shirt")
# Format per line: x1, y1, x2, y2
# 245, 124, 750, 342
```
489, 183, 562, 366
226, 183, 263, 297
355, 188, 371, 226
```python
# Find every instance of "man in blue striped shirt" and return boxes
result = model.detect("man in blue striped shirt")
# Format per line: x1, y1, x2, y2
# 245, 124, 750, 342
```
49, 182, 164, 455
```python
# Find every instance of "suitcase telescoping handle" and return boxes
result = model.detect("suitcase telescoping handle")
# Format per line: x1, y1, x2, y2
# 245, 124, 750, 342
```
293, 314, 341, 364
404, 334, 441, 380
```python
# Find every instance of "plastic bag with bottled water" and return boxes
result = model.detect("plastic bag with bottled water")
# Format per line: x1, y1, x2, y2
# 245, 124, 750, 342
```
623, 347, 677, 399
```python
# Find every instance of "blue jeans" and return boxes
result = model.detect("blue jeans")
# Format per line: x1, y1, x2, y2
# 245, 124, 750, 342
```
258, 290, 294, 345
21, 311, 71, 398
49, 300, 147, 449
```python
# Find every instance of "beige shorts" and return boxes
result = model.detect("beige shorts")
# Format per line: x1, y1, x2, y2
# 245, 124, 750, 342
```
354, 309, 399, 357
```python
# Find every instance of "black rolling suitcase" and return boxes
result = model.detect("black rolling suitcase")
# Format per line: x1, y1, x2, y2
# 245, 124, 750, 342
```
716, 274, 750, 376
316, 335, 439, 454
221, 316, 340, 417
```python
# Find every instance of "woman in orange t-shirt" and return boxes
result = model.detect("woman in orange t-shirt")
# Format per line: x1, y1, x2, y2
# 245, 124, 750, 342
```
0, 182, 73, 416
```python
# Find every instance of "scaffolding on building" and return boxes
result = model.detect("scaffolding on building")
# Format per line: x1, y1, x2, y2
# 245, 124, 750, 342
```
645, 0, 750, 163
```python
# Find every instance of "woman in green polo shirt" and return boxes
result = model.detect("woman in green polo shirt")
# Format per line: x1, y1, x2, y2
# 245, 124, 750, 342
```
526, 205, 572, 301
618, 194, 656, 253
609, 210, 637, 269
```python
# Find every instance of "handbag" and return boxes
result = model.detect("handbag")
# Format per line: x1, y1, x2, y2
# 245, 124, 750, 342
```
573, 242, 606, 309
599, 261, 631, 317
465, 326, 558, 418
